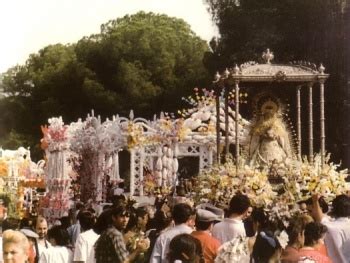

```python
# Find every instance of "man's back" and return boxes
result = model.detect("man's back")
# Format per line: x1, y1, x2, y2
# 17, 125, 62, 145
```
150, 224, 193, 263
322, 217, 350, 263
94, 227, 128, 263
212, 218, 246, 244
191, 231, 220, 263
74, 229, 100, 263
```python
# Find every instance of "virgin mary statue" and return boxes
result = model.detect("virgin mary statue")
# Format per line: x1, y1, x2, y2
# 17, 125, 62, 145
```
248, 96, 294, 167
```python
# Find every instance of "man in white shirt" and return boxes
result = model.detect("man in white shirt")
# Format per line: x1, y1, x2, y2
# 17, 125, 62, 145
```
312, 194, 350, 263
35, 216, 52, 258
150, 203, 196, 263
73, 211, 99, 263
212, 193, 250, 243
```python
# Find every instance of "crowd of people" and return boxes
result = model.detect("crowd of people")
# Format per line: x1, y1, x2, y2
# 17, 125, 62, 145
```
0, 191, 350, 263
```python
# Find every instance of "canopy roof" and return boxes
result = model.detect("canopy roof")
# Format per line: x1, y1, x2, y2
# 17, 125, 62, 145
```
216, 49, 329, 84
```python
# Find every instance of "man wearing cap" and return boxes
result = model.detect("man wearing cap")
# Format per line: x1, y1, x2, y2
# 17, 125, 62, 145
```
191, 209, 221, 263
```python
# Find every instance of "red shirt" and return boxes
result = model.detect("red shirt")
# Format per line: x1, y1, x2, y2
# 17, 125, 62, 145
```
191, 231, 221, 263
298, 248, 333, 263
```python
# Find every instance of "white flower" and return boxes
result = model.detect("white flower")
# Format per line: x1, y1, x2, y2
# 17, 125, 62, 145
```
215, 237, 250, 263
276, 230, 289, 249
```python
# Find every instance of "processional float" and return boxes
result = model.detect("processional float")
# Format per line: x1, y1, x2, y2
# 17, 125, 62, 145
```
214, 49, 329, 169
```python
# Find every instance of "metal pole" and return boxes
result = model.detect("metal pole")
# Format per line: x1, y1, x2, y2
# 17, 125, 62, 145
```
320, 81, 326, 168
235, 82, 240, 173
225, 85, 229, 161
215, 85, 221, 164
308, 83, 314, 163
297, 87, 302, 161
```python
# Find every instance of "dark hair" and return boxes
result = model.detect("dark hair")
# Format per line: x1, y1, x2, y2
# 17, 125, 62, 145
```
304, 222, 327, 246
332, 195, 350, 218
172, 203, 195, 225
126, 207, 148, 231
286, 217, 305, 245
111, 205, 130, 217
19, 218, 31, 229
47, 226, 70, 246
93, 209, 112, 235
148, 210, 172, 232
229, 194, 250, 215
251, 207, 269, 229
195, 218, 212, 231
59, 216, 71, 229
2, 218, 21, 231
252, 231, 281, 263
305, 196, 329, 213
168, 234, 204, 263
76, 202, 85, 210
79, 211, 95, 231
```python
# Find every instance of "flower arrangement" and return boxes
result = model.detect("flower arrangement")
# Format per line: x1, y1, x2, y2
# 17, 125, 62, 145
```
41, 117, 69, 152
194, 154, 348, 226
215, 236, 250, 263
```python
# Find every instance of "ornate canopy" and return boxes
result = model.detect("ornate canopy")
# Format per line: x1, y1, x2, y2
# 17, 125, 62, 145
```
215, 49, 329, 84
213, 49, 330, 168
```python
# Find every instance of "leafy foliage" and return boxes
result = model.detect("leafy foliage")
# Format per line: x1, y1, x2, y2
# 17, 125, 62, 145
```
0, 12, 211, 160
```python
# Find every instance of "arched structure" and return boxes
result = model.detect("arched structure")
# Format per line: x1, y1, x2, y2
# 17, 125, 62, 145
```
214, 49, 329, 168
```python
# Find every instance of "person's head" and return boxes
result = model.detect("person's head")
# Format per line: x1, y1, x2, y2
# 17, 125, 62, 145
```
93, 209, 112, 234
228, 194, 251, 217
251, 207, 269, 233
245, 206, 253, 219
136, 207, 149, 229
305, 196, 329, 217
151, 209, 173, 232
75, 202, 85, 211
286, 217, 305, 248
331, 194, 350, 218
2, 218, 21, 232
304, 222, 327, 247
35, 216, 48, 240
2, 230, 30, 263
172, 203, 195, 227
59, 216, 71, 229
47, 226, 70, 247
252, 231, 281, 263
111, 205, 130, 231
168, 234, 204, 263
195, 209, 220, 231
79, 211, 96, 232
126, 207, 149, 232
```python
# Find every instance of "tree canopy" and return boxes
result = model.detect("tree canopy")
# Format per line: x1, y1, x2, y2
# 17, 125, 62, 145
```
0, 12, 210, 159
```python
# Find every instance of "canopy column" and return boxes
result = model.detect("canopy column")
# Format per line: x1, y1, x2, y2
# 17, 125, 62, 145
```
214, 74, 221, 164
320, 80, 326, 167
235, 81, 240, 171
296, 86, 302, 160
308, 82, 314, 163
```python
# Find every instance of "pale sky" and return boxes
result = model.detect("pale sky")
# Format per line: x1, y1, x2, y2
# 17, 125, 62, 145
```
0, 0, 218, 73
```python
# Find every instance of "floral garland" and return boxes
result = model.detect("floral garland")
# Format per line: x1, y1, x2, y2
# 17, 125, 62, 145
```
194, 154, 348, 226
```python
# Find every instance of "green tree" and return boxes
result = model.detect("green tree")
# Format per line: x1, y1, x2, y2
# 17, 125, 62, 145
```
1, 12, 211, 160
75, 12, 210, 117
